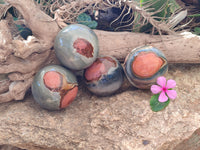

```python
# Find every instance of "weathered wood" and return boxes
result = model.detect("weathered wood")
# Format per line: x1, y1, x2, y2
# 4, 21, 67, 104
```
174, 128, 200, 150
1, 0, 200, 104
0, 64, 200, 150
95, 30, 200, 63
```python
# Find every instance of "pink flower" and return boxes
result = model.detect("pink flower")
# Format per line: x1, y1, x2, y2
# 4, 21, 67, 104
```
151, 76, 177, 102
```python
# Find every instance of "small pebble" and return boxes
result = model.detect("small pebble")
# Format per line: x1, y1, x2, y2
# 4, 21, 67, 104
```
142, 140, 150, 145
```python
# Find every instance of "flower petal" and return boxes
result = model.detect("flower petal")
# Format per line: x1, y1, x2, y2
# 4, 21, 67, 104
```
151, 85, 162, 94
158, 91, 168, 102
157, 76, 166, 87
166, 79, 176, 89
166, 90, 177, 100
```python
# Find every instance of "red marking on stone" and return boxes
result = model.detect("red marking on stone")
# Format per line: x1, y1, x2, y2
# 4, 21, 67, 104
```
43, 71, 62, 91
60, 86, 78, 108
132, 52, 164, 78
85, 61, 104, 81
73, 38, 94, 58
85, 56, 117, 81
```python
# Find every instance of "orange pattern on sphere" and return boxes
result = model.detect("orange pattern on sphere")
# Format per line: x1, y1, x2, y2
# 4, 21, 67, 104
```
73, 38, 93, 58
132, 52, 164, 78
43, 71, 62, 91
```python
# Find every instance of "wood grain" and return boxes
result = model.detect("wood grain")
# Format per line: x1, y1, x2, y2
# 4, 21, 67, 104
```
95, 30, 200, 63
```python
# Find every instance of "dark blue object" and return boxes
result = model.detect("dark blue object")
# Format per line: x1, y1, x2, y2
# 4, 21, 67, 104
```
84, 56, 124, 96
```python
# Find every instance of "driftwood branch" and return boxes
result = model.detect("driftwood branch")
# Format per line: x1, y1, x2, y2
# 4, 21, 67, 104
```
95, 30, 200, 63
5, 0, 59, 44
0, 0, 59, 103
0, 0, 200, 104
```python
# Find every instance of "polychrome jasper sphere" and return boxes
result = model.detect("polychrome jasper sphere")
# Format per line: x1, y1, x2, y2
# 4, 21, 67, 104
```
124, 46, 168, 89
31, 65, 78, 110
54, 24, 99, 70
84, 56, 124, 96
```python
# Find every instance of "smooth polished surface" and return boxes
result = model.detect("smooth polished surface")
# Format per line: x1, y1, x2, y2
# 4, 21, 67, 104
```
31, 65, 78, 110
132, 52, 164, 78
84, 56, 124, 96
54, 24, 99, 70
124, 45, 168, 89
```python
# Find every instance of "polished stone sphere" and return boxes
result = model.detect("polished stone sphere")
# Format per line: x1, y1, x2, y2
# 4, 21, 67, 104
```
54, 24, 99, 70
31, 65, 78, 110
84, 56, 124, 96
124, 46, 168, 89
